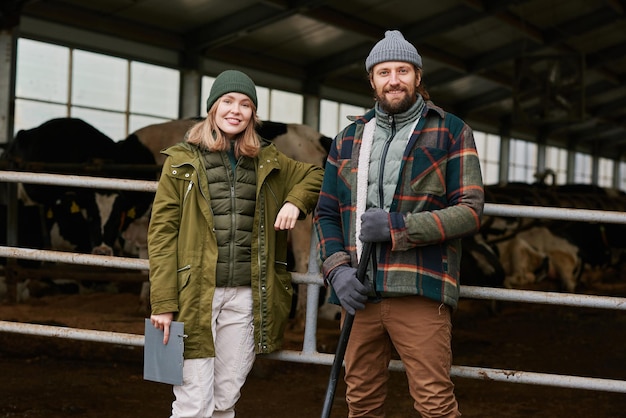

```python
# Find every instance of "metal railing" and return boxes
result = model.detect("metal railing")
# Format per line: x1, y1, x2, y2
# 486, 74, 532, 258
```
1, 170, 626, 394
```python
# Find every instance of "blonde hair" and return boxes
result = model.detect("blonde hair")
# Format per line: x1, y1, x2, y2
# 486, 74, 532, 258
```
186, 98, 261, 158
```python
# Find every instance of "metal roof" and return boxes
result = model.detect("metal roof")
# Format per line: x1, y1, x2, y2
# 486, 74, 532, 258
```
7, 0, 626, 159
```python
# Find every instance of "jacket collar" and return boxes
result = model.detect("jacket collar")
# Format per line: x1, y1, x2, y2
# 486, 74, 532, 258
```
349, 97, 446, 125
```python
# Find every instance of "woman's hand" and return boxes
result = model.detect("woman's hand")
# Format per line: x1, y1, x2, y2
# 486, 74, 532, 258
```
274, 202, 300, 230
150, 312, 174, 344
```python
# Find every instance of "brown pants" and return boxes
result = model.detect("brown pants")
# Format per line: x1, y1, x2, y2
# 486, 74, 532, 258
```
342, 295, 460, 418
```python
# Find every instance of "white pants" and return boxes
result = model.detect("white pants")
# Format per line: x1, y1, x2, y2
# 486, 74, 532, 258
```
171, 286, 255, 418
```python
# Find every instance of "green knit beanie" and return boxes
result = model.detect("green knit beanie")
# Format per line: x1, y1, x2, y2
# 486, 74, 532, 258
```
206, 70, 258, 112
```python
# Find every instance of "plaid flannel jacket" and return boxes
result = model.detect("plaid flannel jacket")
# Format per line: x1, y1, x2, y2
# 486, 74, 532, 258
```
313, 101, 484, 310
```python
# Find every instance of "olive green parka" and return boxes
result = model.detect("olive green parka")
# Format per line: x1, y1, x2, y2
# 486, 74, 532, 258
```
148, 140, 324, 358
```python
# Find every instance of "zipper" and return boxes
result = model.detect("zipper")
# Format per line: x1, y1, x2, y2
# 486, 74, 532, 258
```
257, 188, 265, 352
177, 264, 191, 272
371, 114, 395, 300
378, 114, 396, 207
183, 180, 193, 204
265, 183, 279, 206
170, 159, 210, 211
227, 154, 237, 286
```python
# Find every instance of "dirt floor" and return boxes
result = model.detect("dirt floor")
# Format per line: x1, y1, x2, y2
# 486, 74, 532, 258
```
1, 280, 626, 418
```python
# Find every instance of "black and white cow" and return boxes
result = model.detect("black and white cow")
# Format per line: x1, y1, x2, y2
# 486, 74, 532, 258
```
2, 118, 156, 257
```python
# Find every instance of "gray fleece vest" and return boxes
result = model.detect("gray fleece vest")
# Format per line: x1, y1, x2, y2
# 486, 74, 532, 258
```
367, 98, 423, 210
203, 150, 256, 287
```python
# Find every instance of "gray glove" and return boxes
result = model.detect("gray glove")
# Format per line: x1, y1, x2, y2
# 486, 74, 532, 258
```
328, 264, 370, 315
359, 208, 391, 243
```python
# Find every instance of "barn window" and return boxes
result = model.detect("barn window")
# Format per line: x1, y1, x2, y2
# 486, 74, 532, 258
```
545, 146, 568, 184
255, 87, 270, 121
598, 157, 614, 188
574, 152, 592, 184
620, 162, 626, 191
509, 138, 537, 183
269, 90, 303, 124
14, 39, 69, 130
319, 100, 339, 138
14, 38, 181, 140
200, 76, 213, 114
71, 107, 126, 141
129, 62, 180, 125
71, 50, 128, 139
319, 100, 367, 139
72, 50, 127, 112
473, 131, 500, 185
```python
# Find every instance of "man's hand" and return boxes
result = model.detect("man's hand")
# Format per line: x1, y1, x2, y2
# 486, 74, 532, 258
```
150, 312, 174, 344
359, 208, 391, 242
274, 202, 300, 230
328, 264, 370, 315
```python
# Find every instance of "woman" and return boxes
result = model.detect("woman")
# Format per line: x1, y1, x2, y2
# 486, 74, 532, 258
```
148, 70, 323, 418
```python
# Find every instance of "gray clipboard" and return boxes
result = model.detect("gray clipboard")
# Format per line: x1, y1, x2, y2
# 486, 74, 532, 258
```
143, 319, 185, 385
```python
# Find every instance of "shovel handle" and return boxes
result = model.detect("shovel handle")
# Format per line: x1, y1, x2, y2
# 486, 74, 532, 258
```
320, 242, 374, 418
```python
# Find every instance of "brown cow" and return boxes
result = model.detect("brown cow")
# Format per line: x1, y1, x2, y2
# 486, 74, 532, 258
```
492, 224, 581, 292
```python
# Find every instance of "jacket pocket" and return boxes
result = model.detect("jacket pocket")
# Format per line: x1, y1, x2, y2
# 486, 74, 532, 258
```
410, 147, 447, 196
274, 264, 294, 335
336, 158, 352, 207
275, 263, 293, 295
177, 264, 191, 291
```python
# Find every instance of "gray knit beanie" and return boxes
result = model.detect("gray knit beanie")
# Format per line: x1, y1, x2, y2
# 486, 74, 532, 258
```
365, 30, 422, 72
206, 70, 258, 112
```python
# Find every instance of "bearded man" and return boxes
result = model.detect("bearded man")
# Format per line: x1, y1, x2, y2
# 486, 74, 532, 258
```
313, 30, 485, 417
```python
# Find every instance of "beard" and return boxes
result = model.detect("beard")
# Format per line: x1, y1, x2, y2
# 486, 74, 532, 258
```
375, 87, 416, 114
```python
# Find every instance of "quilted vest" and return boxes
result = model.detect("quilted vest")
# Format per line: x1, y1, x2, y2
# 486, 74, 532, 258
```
203, 149, 257, 287
367, 98, 423, 210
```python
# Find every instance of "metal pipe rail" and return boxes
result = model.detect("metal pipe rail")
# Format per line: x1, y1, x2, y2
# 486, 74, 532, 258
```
485, 202, 626, 224
2, 170, 626, 225
1, 319, 625, 394
1, 246, 625, 313
0, 246, 148, 270
2, 170, 626, 394
2, 246, 625, 311
0, 170, 158, 192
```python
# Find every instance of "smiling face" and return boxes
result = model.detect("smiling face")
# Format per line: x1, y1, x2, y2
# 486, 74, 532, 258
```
215, 92, 254, 140
370, 61, 421, 114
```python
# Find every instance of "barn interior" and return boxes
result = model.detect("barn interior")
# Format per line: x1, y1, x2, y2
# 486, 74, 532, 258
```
1, 3, 626, 417
1, 0, 626, 162
1, 1, 625, 282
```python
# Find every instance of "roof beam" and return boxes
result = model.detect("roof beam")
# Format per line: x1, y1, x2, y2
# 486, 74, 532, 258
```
467, 8, 618, 72
572, 123, 626, 143
463, 0, 544, 43
202, 46, 305, 79
309, 1, 622, 95
307, 4, 480, 79
184, 0, 328, 51
592, 95, 626, 118
21, 1, 183, 50
302, 7, 382, 39
457, 87, 511, 112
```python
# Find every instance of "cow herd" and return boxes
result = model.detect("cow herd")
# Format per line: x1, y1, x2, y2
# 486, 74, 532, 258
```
480, 181, 626, 293
0, 117, 333, 320
1, 118, 626, 319
1, 118, 156, 258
